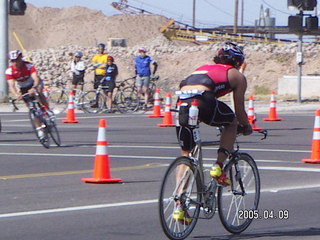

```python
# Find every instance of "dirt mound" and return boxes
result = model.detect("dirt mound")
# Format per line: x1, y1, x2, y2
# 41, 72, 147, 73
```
9, 4, 168, 50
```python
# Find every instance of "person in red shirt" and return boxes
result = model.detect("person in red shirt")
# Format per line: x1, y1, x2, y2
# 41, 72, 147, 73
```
5, 50, 48, 108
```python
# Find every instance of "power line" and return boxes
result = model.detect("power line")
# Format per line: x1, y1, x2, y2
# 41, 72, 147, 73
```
261, 0, 291, 15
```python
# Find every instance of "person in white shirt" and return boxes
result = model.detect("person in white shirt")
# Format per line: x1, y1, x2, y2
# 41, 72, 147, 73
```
70, 51, 86, 91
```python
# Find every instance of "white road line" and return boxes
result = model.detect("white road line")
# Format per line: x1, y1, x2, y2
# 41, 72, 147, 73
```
1, 181, 320, 219
0, 143, 311, 154
0, 152, 304, 164
0, 199, 157, 218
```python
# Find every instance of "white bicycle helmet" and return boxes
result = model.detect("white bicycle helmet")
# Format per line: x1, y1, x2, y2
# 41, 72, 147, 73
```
9, 50, 23, 60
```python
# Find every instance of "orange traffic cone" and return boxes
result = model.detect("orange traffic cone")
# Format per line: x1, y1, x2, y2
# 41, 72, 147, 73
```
247, 94, 262, 131
82, 119, 122, 183
301, 109, 320, 164
62, 91, 79, 123
158, 92, 175, 127
148, 88, 163, 118
263, 91, 282, 121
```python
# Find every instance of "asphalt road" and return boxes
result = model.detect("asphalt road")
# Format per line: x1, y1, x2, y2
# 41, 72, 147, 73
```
0, 110, 320, 240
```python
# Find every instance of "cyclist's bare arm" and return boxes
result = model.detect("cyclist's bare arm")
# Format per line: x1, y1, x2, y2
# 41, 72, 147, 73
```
31, 72, 41, 88
7, 79, 21, 99
228, 69, 252, 135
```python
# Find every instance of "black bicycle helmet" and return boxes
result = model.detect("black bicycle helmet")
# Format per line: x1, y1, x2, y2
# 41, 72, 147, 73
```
214, 41, 245, 68
97, 43, 105, 48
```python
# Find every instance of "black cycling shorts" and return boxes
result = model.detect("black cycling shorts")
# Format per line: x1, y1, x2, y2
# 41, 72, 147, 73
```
72, 73, 85, 85
176, 91, 235, 151
94, 74, 105, 89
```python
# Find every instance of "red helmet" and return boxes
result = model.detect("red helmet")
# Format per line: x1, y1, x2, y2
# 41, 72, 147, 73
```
138, 47, 147, 53
107, 56, 114, 62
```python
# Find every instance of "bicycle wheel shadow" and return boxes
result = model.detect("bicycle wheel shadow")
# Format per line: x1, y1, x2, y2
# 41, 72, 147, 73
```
194, 227, 320, 239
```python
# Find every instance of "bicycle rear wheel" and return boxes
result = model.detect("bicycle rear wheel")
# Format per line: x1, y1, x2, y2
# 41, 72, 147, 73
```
114, 87, 139, 113
48, 90, 68, 114
159, 157, 201, 240
81, 90, 105, 114
218, 153, 260, 233
29, 109, 50, 148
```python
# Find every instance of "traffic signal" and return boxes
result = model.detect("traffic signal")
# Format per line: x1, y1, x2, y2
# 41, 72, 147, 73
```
288, 15, 303, 31
288, 0, 317, 11
9, 0, 27, 15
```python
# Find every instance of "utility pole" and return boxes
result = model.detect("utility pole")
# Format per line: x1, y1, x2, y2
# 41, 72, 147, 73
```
0, 0, 9, 101
241, 0, 244, 26
192, 0, 196, 28
233, 0, 239, 33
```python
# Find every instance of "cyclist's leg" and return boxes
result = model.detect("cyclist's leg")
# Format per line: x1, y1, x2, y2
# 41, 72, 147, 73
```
105, 81, 115, 111
204, 96, 236, 163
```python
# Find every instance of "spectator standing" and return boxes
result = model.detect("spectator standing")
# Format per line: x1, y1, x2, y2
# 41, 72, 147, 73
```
103, 56, 118, 113
134, 47, 158, 109
70, 51, 86, 91
91, 43, 108, 107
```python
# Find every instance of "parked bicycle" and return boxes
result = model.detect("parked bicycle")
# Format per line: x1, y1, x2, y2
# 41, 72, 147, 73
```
10, 92, 61, 149
47, 79, 87, 114
159, 109, 266, 239
114, 75, 161, 113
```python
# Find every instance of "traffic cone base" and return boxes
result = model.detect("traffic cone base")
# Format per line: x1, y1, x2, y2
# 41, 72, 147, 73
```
301, 158, 320, 163
263, 117, 282, 121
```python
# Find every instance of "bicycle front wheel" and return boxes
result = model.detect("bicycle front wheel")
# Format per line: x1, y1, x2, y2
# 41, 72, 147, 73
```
44, 115, 61, 146
218, 153, 260, 233
29, 110, 50, 148
159, 157, 202, 240
81, 90, 105, 114
48, 90, 68, 115
114, 87, 139, 113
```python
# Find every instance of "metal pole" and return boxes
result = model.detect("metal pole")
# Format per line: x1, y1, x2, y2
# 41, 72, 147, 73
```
234, 0, 239, 34
297, 32, 303, 103
241, 0, 244, 26
192, 0, 196, 28
0, 0, 9, 101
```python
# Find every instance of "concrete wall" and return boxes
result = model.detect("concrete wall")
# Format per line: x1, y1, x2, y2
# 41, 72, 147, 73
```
278, 75, 320, 98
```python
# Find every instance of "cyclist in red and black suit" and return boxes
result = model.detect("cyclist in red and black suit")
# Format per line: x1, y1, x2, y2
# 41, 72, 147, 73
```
5, 50, 49, 108
176, 41, 252, 186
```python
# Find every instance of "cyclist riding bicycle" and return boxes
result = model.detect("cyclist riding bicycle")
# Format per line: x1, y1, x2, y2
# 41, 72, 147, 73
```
176, 41, 253, 185
5, 50, 53, 138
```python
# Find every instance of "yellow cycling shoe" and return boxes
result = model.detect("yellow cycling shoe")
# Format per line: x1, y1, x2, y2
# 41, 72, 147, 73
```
172, 208, 192, 225
210, 165, 231, 186
210, 165, 222, 178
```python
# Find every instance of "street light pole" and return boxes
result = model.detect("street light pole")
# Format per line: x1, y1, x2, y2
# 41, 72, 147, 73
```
0, 0, 9, 101
192, 0, 196, 28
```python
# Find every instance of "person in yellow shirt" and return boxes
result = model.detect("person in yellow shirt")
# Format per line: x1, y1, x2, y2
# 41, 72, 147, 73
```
92, 43, 108, 89
91, 43, 108, 108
